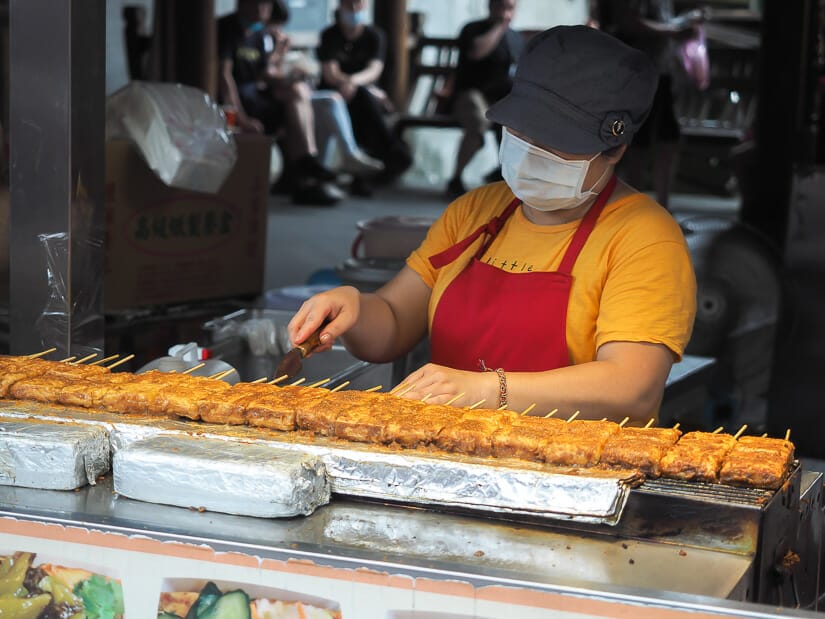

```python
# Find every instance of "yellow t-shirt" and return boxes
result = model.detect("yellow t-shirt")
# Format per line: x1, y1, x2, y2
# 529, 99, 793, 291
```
407, 182, 696, 364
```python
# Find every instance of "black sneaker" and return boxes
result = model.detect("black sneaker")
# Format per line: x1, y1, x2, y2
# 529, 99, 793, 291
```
292, 180, 344, 206
445, 177, 466, 201
349, 177, 374, 197
297, 155, 337, 182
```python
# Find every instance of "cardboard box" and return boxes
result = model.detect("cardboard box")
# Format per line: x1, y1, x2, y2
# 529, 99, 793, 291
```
104, 134, 271, 310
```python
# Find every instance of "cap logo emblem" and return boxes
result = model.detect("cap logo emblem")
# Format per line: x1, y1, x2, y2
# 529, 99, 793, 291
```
611, 119, 626, 137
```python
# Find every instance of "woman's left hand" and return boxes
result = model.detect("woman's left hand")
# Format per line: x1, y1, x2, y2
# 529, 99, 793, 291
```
396, 363, 497, 408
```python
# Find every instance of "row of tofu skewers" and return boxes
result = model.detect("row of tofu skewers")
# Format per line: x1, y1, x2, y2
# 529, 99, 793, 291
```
0, 352, 795, 490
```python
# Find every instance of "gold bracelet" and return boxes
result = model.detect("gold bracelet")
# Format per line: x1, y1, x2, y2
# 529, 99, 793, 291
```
493, 367, 507, 408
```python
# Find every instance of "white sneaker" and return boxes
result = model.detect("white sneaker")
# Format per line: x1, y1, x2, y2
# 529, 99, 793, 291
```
339, 151, 385, 176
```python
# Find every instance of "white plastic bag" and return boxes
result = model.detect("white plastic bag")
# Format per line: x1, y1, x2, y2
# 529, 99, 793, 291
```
106, 81, 238, 193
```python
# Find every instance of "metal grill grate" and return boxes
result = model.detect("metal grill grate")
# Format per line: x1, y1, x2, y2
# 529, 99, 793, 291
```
637, 477, 774, 507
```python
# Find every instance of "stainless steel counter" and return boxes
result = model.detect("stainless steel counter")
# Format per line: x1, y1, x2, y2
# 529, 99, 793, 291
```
0, 476, 819, 618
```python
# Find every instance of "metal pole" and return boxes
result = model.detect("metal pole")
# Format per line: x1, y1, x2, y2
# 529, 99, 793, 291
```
373, 0, 409, 109
9, 0, 105, 357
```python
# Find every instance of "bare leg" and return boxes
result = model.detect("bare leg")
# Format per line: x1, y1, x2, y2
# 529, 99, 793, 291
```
454, 131, 484, 181
450, 90, 489, 186
273, 80, 317, 161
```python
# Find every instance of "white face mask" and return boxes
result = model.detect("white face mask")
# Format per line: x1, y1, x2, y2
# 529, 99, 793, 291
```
499, 129, 608, 212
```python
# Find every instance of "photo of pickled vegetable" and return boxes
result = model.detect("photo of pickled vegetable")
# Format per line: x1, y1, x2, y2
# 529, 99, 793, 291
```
0, 551, 124, 619
158, 580, 342, 619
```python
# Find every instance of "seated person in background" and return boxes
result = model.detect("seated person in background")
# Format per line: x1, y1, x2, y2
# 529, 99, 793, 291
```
446, 0, 523, 200
263, 20, 385, 181
318, 0, 413, 192
218, 0, 342, 206
311, 91, 385, 180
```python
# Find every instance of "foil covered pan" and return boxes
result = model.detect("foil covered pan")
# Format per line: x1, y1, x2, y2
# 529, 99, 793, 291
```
0, 419, 109, 490
0, 401, 637, 524
113, 434, 330, 518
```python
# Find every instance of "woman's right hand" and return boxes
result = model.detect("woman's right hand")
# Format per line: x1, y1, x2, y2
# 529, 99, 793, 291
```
287, 286, 362, 354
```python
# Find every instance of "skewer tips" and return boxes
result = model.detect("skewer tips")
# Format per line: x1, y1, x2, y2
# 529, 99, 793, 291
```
330, 380, 350, 393
181, 362, 207, 375
106, 354, 135, 370
444, 392, 466, 407
28, 348, 57, 359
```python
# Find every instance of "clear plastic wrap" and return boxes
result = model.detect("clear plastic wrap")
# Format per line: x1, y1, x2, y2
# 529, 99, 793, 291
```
106, 81, 238, 193
36, 232, 103, 361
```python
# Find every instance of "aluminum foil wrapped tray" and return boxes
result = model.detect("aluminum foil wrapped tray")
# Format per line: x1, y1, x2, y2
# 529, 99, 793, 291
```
0, 419, 110, 490
113, 434, 330, 518
0, 401, 638, 524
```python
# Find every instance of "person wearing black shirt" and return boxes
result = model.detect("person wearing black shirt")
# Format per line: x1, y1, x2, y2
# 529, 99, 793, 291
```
318, 0, 413, 189
218, 0, 342, 205
446, 0, 523, 199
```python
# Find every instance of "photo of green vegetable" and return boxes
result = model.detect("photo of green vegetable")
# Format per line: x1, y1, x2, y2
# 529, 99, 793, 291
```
158, 579, 341, 619
0, 551, 124, 619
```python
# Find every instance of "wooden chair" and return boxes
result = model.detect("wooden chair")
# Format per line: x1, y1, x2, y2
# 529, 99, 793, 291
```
393, 36, 463, 137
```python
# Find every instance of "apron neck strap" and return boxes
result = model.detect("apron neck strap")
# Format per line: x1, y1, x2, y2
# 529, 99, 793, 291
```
429, 197, 522, 269
557, 174, 617, 275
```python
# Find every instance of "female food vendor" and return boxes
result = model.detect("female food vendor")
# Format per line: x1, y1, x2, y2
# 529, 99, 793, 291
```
287, 25, 696, 423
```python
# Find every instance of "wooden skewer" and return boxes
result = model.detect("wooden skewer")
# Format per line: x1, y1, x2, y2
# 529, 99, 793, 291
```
364, 385, 383, 393
468, 399, 486, 409
543, 408, 559, 418
181, 362, 206, 375
445, 392, 465, 406
306, 378, 331, 388
619, 416, 630, 428
712, 426, 725, 434
268, 374, 289, 385
73, 352, 99, 364
330, 381, 350, 393
733, 424, 748, 440
90, 354, 119, 366
672, 423, 680, 431
600, 417, 608, 422
389, 382, 409, 395
395, 383, 417, 397
497, 404, 509, 411
566, 410, 580, 423
421, 393, 433, 402
289, 377, 307, 386
644, 418, 655, 429
785, 429, 791, 441
209, 368, 237, 381
521, 403, 537, 416
106, 354, 134, 370
59, 356, 77, 363
251, 377, 268, 384
761, 433, 768, 438
28, 348, 57, 359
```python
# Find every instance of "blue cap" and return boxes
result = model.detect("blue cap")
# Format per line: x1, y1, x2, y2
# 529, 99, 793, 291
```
486, 25, 658, 154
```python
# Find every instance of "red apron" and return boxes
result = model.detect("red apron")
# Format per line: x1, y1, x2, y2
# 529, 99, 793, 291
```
428, 175, 617, 372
